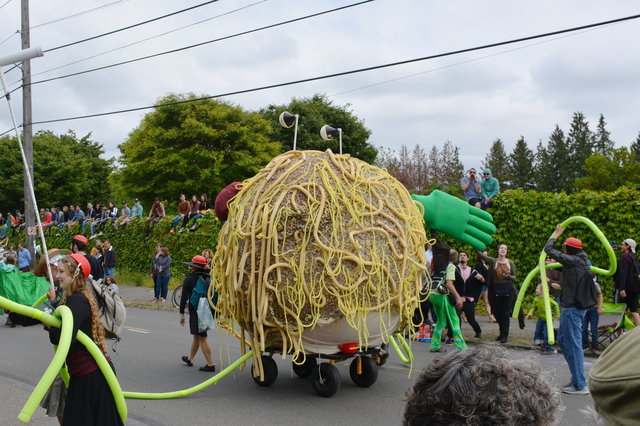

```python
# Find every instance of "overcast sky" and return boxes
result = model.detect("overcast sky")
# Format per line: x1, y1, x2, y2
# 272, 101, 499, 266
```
1, 0, 639, 172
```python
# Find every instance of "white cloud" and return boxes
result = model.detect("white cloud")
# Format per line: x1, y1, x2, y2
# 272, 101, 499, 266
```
1, 0, 638, 174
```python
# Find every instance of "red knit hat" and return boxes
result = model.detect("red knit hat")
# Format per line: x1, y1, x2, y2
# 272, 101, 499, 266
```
564, 237, 583, 249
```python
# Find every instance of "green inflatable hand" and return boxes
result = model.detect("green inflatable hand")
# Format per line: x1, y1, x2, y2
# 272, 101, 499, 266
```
411, 190, 496, 250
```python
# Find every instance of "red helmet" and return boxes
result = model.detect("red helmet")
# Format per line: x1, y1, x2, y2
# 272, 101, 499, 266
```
183, 255, 208, 269
69, 253, 91, 279
72, 234, 88, 245
564, 237, 583, 249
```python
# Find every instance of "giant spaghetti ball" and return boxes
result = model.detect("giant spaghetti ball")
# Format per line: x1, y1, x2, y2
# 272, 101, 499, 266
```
212, 150, 427, 363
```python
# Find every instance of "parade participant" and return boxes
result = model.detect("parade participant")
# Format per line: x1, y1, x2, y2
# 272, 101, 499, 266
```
477, 244, 516, 343
429, 249, 466, 353
70, 234, 102, 280
179, 255, 216, 372
614, 238, 640, 326
45, 254, 123, 425
544, 225, 594, 395
527, 284, 559, 354
453, 250, 483, 339
475, 251, 495, 323
403, 345, 560, 426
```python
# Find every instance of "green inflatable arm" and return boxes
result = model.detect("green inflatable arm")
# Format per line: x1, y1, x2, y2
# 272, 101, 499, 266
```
411, 190, 496, 250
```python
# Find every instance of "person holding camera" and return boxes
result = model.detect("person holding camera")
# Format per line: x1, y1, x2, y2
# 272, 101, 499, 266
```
460, 168, 482, 208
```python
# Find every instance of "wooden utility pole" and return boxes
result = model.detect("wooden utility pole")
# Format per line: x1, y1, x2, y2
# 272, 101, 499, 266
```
21, 0, 35, 262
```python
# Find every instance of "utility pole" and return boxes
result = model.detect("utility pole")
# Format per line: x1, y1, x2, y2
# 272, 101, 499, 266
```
21, 0, 35, 263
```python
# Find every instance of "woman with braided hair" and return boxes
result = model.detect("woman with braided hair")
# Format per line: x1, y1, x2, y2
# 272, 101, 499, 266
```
45, 253, 123, 426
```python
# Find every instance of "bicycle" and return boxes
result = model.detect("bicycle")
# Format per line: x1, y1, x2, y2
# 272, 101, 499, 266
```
171, 284, 183, 308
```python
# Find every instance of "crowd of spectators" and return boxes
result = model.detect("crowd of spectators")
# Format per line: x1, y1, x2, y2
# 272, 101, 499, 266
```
0, 193, 214, 241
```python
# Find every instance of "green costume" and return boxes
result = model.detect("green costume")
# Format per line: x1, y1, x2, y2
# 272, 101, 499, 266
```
429, 264, 467, 351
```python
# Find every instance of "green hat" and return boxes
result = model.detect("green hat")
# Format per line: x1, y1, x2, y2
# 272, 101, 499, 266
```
589, 327, 640, 424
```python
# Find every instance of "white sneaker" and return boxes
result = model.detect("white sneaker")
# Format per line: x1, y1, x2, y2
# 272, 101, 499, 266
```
178, 228, 185, 233
562, 386, 590, 395
561, 382, 574, 392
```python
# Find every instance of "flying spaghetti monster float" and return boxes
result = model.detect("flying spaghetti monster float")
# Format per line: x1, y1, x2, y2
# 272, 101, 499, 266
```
212, 149, 496, 396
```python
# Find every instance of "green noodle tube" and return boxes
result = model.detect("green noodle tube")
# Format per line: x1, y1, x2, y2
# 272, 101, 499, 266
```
389, 333, 413, 364
513, 216, 617, 345
18, 305, 73, 423
123, 350, 254, 400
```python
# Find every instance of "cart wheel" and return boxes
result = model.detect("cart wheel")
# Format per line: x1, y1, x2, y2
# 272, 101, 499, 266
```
292, 356, 317, 378
349, 356, 378, 387
252, 355, 278, 387
311, 363, 341, 397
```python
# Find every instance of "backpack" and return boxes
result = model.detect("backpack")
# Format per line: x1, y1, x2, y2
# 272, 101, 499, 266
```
573, 266, 597, 310
189, 275, 217, 313
89, 278, 126, 340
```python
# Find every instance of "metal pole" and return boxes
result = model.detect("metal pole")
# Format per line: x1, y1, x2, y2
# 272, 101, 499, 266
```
21, 0, 36, 266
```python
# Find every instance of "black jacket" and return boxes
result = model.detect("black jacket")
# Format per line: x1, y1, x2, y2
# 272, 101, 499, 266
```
179, 269, 210, 314
615, 252, 640, 292
544, 238, 591, 308
103, 247, 116, 268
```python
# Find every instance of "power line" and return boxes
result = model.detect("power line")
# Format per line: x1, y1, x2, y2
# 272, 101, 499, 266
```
31, 0, 131, 29
29, 0, 374, 86
44, 0, 220, 53
26, 11, 640, 127
0, 0, 13, 11
0, 30, 18, 48
30, 0, 266, 79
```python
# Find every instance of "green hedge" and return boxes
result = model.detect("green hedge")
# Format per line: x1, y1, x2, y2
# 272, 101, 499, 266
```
7, 214, 221, 286
489, 187, 640, 303
6, 189, 639, 302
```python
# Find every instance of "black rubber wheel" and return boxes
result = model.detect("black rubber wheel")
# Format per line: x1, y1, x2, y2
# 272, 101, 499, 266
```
171, 285, 183, 308
292, 356, 317, 378
311, 363, 341, 397
349, 356, 378, 387
252, 355, 278, 387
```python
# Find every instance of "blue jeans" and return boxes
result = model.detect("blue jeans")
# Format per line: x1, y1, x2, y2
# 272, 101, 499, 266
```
171, 215, 184, 229
558, 307, 587, 389
190, 213, 203, 227
582, 307, 599, 349
104, 267, 115, 279
155, 275, 170, 300
534, 318, 552, 351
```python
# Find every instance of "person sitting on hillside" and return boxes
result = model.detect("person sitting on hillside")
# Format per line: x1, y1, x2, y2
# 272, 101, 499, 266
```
67, 205, 85, 230
188, 193, 211, 231
145, 198, 165, 237
90, 204, 110, 239
171, 194, 191, 234
480, 168, 500, 210
82, 203, 97, 234
120, 199, 143, 227
114, 201, 130, 228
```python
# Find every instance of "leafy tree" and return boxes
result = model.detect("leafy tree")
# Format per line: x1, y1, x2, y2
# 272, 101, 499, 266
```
593, 114, 614, 157
0, 130, 113, 213
631, 131, 640, 163
482, 139, 509, 187
117, 93, 281, 204
507, 136, 535, 190
259, 94, 376, 163
575, 147, 640, 191
566, 112, 594, 188
534, 125, 571, 192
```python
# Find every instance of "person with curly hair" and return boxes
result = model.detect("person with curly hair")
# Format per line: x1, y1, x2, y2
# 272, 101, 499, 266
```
403, 344, 560, 426
45, 254, 123, 426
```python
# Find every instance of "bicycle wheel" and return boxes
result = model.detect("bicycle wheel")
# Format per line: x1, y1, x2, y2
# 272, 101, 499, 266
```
172, 284, 183, 308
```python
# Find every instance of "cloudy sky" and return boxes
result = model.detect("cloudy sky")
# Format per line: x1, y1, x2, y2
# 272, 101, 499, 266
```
1, 0, 639, 171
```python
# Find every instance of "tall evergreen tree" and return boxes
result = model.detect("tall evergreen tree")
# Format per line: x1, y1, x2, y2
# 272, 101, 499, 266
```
439, 141, 464, 188
507, 136, 535, 190
593, 114, 614, 157
566, 112, 594, 190
631, 131, 640, 163
427, 145, 441, 186
482, 139, 509, 188
534, 141, 554, 192
535, 125, 572, 192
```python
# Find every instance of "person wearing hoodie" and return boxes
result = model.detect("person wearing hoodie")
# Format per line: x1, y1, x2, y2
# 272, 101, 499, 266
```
480, 168, 500, 210
544, 225, 594, 395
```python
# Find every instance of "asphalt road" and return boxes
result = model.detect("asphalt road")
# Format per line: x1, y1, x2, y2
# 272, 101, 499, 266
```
1, 307, 600, 425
